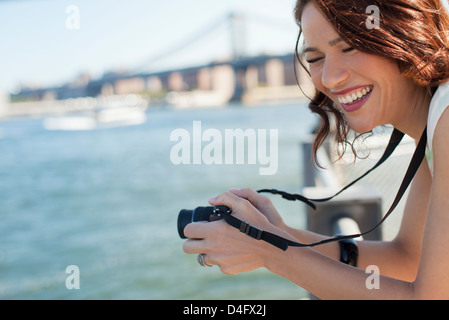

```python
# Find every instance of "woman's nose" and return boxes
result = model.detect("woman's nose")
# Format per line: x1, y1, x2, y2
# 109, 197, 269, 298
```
321, 57, 350, 90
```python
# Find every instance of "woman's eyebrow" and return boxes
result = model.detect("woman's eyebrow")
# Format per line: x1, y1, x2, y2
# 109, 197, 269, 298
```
303, 46, 318, 53
303, 37, 343, 53
328, 37, 343, 47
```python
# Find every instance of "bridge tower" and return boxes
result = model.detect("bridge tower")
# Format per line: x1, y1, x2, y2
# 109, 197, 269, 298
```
229, 12, 247, 59
228, 12, 248, 102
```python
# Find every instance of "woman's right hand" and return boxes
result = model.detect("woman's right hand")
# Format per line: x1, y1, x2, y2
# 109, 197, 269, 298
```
228, 188, 286, 230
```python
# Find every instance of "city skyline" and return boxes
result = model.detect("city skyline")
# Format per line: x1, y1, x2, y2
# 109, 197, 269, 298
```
0, 0, 299, 94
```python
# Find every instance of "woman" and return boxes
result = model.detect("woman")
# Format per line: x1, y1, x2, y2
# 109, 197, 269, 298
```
183, 0, 449, 299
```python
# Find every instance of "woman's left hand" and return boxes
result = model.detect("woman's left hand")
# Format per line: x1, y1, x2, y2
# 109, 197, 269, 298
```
182, 190, 295, 275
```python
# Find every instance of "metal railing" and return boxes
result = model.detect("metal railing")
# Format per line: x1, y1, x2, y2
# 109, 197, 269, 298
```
301, 134, 383, 242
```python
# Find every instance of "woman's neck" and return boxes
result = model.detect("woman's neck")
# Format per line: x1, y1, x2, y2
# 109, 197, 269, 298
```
392, 86, 431, 141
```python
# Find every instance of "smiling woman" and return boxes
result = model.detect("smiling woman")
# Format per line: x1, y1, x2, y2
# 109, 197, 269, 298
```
295, 0, 449, 163
182, 0, 449, 300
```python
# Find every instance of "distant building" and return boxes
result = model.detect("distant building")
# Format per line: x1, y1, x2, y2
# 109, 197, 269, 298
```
114, 77, 145, 95
9, 53, 309, 104
0, 91, 7, 117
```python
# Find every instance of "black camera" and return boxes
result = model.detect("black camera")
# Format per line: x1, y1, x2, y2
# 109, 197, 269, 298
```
177, 205, 231, 239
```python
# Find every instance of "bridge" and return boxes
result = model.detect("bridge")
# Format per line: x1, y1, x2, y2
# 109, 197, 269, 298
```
12, 12, 311, 106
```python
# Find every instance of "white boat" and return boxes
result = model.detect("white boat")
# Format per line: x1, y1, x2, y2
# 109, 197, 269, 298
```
43, 106, 147, 131
166, 90, 229, 109
96, 106, 146, 127
43, 116, 97, 131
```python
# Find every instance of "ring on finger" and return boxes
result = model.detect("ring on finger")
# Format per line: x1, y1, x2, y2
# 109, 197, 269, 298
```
197, 253, 213, 267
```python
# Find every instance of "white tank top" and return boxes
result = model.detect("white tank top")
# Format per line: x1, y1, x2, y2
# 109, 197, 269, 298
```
426, 81, 449, 175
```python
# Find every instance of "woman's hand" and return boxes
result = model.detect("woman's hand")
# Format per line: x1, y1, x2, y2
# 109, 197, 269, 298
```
228, 188, 286, 230
182, 190, 294, 275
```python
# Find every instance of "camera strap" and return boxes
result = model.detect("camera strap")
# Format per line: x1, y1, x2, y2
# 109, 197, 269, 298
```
258, 127, 407, 210
221, 127, 427, 251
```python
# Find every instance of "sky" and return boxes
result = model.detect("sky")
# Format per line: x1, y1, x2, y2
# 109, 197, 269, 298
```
3, 0, 448, 95
0, 0, 299, 93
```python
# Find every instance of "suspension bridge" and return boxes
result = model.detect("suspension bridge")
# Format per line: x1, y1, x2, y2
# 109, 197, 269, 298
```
12, 11, 311, 107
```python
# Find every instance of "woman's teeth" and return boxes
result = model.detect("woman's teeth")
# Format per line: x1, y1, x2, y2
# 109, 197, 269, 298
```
337, 86, 372, 105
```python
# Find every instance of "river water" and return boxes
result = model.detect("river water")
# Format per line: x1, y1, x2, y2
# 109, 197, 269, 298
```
0, 101, 318, 299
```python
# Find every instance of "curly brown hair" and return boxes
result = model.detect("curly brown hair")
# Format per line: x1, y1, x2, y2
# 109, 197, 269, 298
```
294, 0, 449, 166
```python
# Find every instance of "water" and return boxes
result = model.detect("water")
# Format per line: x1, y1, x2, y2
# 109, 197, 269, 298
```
0, 102, 317, 300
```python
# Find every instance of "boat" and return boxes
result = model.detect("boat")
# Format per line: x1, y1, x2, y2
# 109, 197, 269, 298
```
165, 90, 229, 109
43, 106, 147, 131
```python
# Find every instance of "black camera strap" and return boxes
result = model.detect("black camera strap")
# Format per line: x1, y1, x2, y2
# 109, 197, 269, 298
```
258, 127, 407, 210
220, 127, 427, 251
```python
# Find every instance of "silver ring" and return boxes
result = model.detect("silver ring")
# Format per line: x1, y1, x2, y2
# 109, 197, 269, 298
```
197, 253, 212, 267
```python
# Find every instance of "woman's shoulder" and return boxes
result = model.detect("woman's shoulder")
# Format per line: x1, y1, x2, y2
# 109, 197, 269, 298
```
430, 98, 449, 179
426, 81, 449, 175
428, 81, 449, 138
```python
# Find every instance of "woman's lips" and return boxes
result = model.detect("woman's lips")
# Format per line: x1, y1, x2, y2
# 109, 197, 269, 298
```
336, 86, 373, 113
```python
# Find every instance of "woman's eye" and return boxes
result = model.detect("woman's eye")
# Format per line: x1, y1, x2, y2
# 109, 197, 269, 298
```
306, 57, 323, 64
343, 47, 355, 53
306, 47, 355, 64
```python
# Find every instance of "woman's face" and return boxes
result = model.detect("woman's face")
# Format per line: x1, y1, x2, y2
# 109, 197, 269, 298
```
301, 3, 418, 133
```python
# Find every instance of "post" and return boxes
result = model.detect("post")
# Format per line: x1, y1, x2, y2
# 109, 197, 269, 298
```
0, 91, 8, 118
303, 185, 383, 241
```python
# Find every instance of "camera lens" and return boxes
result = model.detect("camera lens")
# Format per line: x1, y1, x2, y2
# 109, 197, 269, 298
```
177, 206, 216, 239
177, 209, 193, 239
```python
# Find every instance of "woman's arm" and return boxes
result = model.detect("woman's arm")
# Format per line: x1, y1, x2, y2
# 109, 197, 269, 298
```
266, 243, 416, 299
183, 111, 449, 299
268, 110, 449, 299
412, 107, 449, 299
230, 160, 432, 282
356, 153, 431, 281
187, 190, 418, 299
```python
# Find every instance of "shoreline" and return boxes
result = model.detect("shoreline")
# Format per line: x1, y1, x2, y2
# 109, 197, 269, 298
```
0, 87, 311, 121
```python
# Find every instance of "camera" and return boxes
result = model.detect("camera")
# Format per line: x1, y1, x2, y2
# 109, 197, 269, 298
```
177, 205, 231, 239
